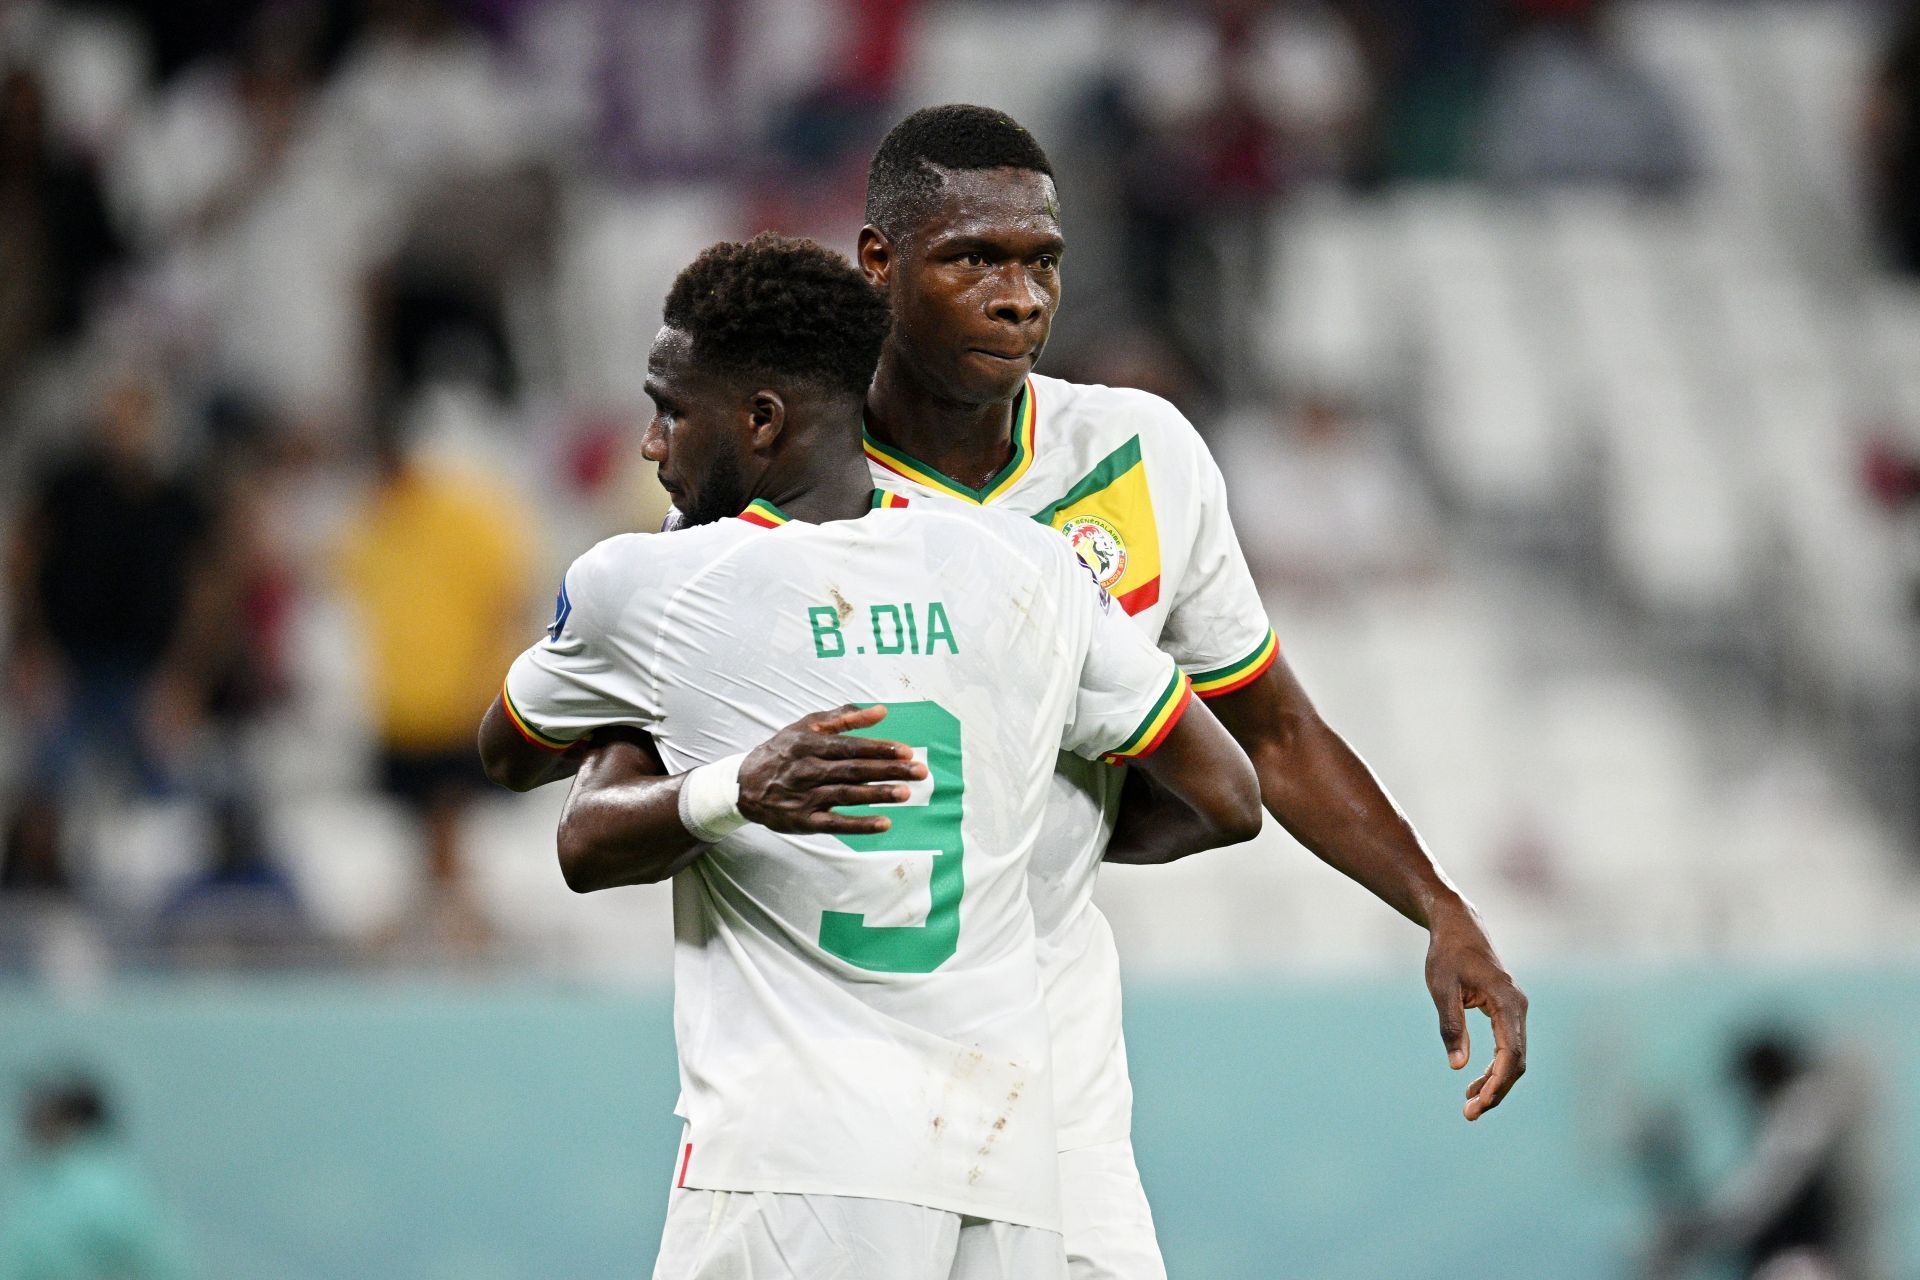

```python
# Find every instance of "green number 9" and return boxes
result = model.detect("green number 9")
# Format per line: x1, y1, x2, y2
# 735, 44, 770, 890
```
819, 701, 964, 974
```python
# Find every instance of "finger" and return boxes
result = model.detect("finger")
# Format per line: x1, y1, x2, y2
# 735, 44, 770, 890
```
1461, 984, 1528, 1119
802, 734, 919, 763
1430, 978, 1469, 1070
1464, 1047, 1522, 1121
812, 759, 928, 785
807, 784, 914, 810
798, 809, 891, 835
1484, 984, 1529, 1085
805, 704, 889, 735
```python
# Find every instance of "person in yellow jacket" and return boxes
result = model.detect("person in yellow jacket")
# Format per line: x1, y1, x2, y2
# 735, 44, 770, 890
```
337, 420, 533, 959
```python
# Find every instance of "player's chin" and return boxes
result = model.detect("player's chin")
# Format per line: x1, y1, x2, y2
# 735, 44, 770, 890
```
951, 353, 1032, 401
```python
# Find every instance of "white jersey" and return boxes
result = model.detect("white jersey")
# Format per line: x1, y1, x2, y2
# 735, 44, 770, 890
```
865, 374, 1277, 1148
502, 492, 1193, 1231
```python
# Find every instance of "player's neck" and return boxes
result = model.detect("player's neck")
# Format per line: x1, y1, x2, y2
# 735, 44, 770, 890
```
756, 455, 876, 527
865, 355, 1017, 492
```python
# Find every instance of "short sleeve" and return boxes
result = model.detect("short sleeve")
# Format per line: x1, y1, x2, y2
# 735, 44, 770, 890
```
500, 537, 656, 750
1053, 542, 1194, 765
1158, 439, 1278, 699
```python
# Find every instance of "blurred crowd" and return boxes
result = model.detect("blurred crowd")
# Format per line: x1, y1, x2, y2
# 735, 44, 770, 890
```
1, 0, 1917, 976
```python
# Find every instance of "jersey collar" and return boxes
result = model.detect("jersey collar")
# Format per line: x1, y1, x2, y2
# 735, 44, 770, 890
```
736, 490, 910, 528
862, 379, 1036, 506
736, 498, 792, 528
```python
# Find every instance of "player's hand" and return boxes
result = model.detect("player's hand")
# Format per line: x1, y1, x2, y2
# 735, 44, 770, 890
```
737, 704, 926, 836
1424, 900, 1528, 1121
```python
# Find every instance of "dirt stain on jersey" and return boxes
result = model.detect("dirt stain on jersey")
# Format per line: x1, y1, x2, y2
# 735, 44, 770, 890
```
829, 587, 853, 622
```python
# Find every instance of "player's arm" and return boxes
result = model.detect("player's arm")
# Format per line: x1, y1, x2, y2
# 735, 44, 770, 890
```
478, 694, 592, 791
551, 705, 928, 893
1103, 696, 1263, 864
479, 538, 650, 794
1057, 532, 1261, 860
1207, 658, 1528, 1121
1156, 411, 1527, 1121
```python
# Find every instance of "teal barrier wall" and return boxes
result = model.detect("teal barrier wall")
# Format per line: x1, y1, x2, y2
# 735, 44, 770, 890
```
1, 970, 1914, 1279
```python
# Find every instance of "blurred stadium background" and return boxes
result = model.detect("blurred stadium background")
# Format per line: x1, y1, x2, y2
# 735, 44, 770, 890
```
3, 0, 1920, 1275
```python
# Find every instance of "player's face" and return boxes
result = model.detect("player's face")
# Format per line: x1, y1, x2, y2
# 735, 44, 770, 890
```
869, 167, 1064, 406
642, 327, 752, 527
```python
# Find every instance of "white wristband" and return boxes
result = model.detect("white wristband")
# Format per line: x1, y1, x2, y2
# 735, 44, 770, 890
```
677, 753, 749, 843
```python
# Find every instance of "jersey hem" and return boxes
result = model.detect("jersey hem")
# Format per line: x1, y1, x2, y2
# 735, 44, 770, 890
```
677, 1170, 1062, 1234
1056, 1119, 1135, 1153
1188, 628, 1279, 699
1100, 670, 1193, 764
499, 677, 574, 752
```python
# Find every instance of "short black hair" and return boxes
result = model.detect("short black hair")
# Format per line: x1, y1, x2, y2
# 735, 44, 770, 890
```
866, 104, 1055, 241
663, 233, 891, 399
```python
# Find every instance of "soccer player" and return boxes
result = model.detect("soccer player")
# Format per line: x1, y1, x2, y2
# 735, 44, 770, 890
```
566, 105, 1533, 1280
476, 235, 1263, 1278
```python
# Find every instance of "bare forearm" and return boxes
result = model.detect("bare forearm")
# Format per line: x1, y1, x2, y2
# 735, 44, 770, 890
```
1105, 769, 1244, 864
1211, 657, 1527, 1118
1211, 665, 1463, 927
553, 704, 930, 892
557, 739, 702, 892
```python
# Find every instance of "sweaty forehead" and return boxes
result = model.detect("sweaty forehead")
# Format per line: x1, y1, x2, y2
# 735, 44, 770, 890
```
647, 326, 694, 384
915, 167, 1062, 245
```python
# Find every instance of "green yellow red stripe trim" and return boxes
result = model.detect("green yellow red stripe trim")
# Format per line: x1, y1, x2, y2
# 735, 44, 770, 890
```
1031, 436, 1143, 524
1102, 668, 1193, 764
1114, 577, 1160, 615
737, 499, 791, 528
863, 380, 1036, 505
1189, 629, 1279, 699
501, 679, 572, 753
870, 489, 910, 509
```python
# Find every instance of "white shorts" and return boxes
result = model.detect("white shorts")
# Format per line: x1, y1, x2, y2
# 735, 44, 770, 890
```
652, 1186, 1067, 1280
1059, 1139, 1168, 1280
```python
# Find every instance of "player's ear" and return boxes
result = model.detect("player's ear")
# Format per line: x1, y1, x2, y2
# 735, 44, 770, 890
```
747, 390, 786, 451
857, 225, 893, 290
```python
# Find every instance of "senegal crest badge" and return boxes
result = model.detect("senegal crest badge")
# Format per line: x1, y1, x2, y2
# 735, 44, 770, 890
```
1063, 514, 1129, 590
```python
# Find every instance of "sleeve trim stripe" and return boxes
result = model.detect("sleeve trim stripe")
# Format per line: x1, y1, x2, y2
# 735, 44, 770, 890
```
501, 680, 573, 753
1102, 669, 1193, 764
1189, 629, 1278, 699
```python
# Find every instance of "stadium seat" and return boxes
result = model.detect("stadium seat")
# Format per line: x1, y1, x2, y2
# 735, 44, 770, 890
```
268, 795, 420, 939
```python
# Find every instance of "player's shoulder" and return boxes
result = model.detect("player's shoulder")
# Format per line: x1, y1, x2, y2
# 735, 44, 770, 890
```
567, 520, 753, 596
1031, 373, 1213, 464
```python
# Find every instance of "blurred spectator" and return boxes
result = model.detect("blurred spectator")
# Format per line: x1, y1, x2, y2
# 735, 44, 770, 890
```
0, 795, 105, 981
0, 795, 70, 900
0, 65, 126, 396
369, 162, 560, 410
152, 799, 313, 967
4, 371, 235, 799
565, 0, 751, 181
1479, 0, 1693, 193
1864, 2, 1920, 276
324, 0, 532, 195
1094, 0, 1358, 390
1214, 389, 1439, 597
196, 402, 298, 746
336, 415, 534, 962
1347, 0, 1501, 182
0, 1074, 189, 1279
1644, 1029, 1881, 1280
101, 0, 343, 88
